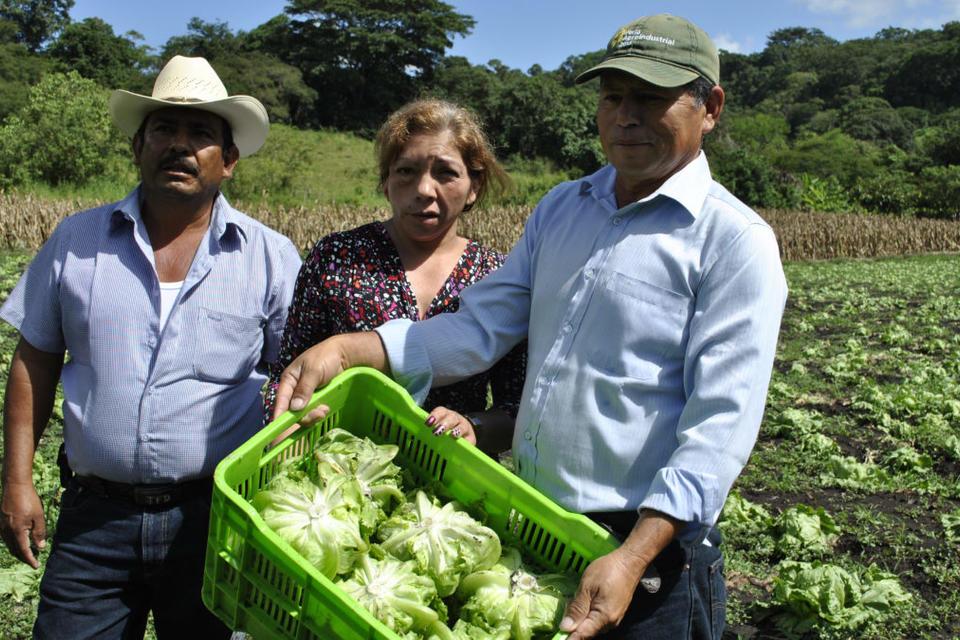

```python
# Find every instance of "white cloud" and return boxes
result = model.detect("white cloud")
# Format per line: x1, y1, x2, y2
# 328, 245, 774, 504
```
712, 33, 743, 53
933, 0, 960, 21
794, 0, 936, 29
798, 0, 899, 28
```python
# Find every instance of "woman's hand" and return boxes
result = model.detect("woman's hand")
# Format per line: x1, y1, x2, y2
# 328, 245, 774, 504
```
424, 407, 477, 446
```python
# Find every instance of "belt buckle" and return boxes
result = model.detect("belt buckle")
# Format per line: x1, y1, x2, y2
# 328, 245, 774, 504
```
133, 485, 174, 506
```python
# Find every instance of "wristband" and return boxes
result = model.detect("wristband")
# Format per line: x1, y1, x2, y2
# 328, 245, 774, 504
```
463, 412, 484, 433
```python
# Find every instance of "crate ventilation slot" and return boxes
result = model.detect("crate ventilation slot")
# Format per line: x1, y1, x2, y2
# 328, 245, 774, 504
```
247, 552, 302, 635
371, 409, 395, 442
394, 428, 447, 481
215, 557, 238, 587
249, 586, 298, 636
317, 409, 341, 437
506, 508, 578, 571
236, 476, 255, 500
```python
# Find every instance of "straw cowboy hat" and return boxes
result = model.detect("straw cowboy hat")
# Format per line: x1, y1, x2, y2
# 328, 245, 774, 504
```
109, 55, 269, 157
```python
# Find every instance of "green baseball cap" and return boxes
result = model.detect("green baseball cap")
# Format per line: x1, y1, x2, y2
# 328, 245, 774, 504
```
575, 14, 719, 87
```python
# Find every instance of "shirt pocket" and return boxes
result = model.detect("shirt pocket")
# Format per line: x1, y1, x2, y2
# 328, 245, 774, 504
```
591, 272, 691, 381
192, 307, 265, 384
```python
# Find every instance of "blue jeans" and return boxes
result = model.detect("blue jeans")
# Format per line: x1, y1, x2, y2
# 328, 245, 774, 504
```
605, 528, 726, 639
33, 481, 230, 640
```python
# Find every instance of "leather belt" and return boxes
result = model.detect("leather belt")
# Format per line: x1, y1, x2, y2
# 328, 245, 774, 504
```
73, 474, 213, 507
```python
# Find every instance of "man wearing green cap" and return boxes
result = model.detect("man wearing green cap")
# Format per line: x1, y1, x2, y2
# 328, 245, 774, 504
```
271, 13, 787, 639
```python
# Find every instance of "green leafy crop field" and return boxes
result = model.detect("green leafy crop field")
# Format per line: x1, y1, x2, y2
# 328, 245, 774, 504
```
725, 254, 960, 639
0, 251, 958, 639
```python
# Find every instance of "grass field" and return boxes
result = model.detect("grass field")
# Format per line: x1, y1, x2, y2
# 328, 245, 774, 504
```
0, 251, 958, 639
9, 123, 576, 213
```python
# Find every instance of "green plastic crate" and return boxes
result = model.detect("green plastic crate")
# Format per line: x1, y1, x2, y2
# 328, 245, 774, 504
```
202, 367, 619, 640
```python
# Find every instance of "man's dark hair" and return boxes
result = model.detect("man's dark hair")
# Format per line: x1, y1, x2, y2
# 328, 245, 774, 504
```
220, 118, 235, 153
134, 112, 235, 158
685, 77, 714, 108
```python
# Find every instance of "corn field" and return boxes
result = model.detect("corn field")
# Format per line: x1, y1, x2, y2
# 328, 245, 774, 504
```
3, 193, 960, 261
762, 209, 960, 261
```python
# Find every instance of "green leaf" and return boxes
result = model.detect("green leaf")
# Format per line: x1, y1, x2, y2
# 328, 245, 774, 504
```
941, 509, 960, 543
377, 490, 501, 597
770, 560, 911, 636
719, 491, 774, 535
774, 505, 840, 558
0, 564, 40, 603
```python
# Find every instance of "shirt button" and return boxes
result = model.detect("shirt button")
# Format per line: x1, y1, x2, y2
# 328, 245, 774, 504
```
562, 322, 573, 333
612, 217, 622, 225
584, 268, 595, 279
524, 431, 533, 441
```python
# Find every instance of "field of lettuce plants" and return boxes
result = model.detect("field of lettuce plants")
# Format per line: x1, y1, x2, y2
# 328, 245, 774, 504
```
0, 250, 958, 639
723, 254, 960, 639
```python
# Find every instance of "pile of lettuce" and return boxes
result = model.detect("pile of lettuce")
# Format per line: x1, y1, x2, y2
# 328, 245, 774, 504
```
253, 428, 575, 639
769, 560, 912, 638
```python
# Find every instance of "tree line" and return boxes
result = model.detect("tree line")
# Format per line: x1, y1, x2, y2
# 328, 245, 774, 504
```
2, 0, 960, 217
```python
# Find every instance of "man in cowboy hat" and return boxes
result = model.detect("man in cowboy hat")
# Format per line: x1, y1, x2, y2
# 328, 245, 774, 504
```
270, 14, 787, 639
0, 56, 301, 638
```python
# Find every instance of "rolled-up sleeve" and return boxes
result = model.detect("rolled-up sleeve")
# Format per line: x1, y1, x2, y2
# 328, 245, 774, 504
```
640, 222, 787, 526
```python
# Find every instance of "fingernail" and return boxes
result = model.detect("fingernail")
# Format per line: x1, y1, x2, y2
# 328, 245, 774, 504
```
433, 425, 444, 435
426, 416, 436, 426
560, 617, 575, 632
38, 540, 46, 550
290, 398, 305, 411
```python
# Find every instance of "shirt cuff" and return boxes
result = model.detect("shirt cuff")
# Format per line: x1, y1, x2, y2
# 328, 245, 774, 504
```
640, 467, 722, 527
374, 319, 433, 404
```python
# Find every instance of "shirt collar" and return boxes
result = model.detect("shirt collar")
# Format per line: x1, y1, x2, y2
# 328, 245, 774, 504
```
211, 192, 248, 243
110, 186, 247, 243
111, 188, 142, 226
578, 151, 712, 218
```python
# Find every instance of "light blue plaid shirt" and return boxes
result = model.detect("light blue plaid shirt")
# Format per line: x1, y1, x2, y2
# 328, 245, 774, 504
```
377, 153, 787, 541
0, 188, 301, 483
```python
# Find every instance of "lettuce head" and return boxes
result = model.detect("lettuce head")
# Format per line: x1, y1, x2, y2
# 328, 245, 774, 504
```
455, 547, 576, 640
378, 490, 501, 596
253, 474, 367, 579
339, 554, 448, 637
311, 430, 405, 533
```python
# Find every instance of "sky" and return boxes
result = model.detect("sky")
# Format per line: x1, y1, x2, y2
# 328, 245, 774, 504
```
70, 0, 960, 72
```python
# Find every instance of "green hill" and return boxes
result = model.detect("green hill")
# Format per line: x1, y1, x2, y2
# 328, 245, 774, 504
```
224, 124, 572, 210
226, 125, 381, 208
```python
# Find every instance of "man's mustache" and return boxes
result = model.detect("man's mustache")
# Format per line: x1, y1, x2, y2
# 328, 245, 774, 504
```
159, 156, 198, 175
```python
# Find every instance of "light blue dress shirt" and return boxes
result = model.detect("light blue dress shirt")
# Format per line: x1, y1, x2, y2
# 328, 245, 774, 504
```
0, 188, 302, 483
377, 153, 787, 541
